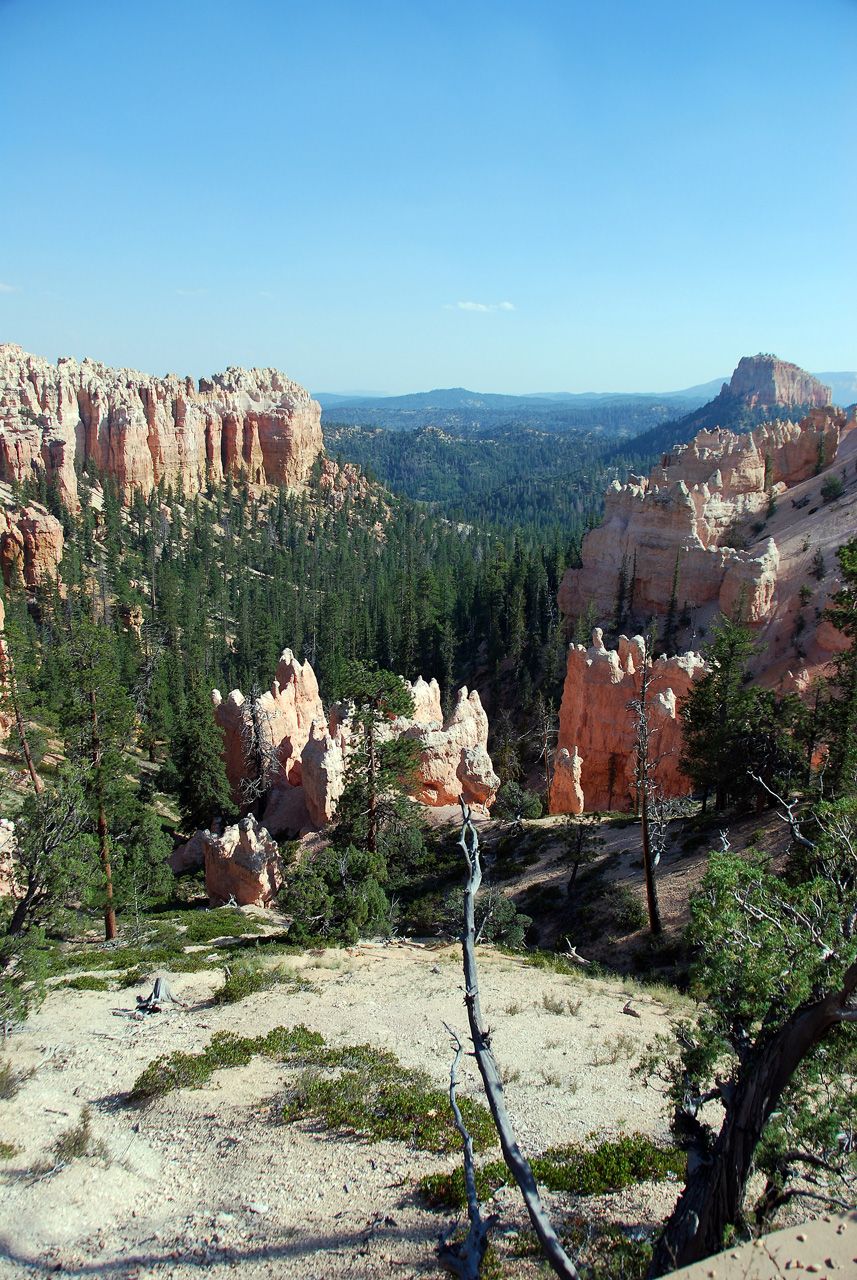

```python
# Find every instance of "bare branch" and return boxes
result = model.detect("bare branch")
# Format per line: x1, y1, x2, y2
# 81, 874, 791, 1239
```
437, 1022, 497, 1279
455, 800, 582, 1280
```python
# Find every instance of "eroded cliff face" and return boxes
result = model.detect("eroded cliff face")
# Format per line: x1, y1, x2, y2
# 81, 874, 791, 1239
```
212, 648, 325, 804
0, 344, 323, 507
0, 501, 64, 589
720, 355, 831, 412
552, 403, 857, 814
559, 408, 854, 629
551, 629, 704, 814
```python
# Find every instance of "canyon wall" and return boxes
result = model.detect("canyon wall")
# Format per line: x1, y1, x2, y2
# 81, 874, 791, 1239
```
558, 408, 853, 629
0, 502, 64, 589
553, 402, 857, 814
0, 344, 323, 507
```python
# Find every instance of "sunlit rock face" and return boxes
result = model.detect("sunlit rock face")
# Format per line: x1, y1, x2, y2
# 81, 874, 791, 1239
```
558, 408, 851, 630
551, 629, 705, 814
0, 503, 64, 588
203, 815, 282, 908
0, 344, 323, 507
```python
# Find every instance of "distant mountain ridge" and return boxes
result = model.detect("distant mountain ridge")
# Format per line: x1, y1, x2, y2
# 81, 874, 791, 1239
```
617, 355, 836, 462
314, 381, 724, 416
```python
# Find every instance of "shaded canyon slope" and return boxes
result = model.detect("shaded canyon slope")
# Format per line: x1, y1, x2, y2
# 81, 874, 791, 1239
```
0, 344, 323, 507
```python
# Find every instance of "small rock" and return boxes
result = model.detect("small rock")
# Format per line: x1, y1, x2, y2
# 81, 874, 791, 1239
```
246, 1202, 269, 1215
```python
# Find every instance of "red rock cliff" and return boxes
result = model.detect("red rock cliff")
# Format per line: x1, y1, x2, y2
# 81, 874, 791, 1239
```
0, 344, 323, 507
551, 629, 704, 814
720, 355, 832, 412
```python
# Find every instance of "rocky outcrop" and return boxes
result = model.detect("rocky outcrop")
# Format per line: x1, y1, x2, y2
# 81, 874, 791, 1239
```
301, 718, 347, 828
203, 815, 282, 907
212, 649, 325, 805
720, 355, 831, 412
0, 503, 64, 589
551, 630, 705, 813
0, 344, 323, 507
209, 657, 499, 836
400, 685, 500, 809
0, 818, 17, 897
559, 408, 853, 630
553, 747, 584, 815
300, 678, 500, 823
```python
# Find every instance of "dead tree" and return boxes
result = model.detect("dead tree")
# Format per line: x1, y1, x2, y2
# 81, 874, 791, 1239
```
438, 1025, 498, 1278
239, 683, 280, 812
448, 801, 581, 1280
628, 634, 665, 934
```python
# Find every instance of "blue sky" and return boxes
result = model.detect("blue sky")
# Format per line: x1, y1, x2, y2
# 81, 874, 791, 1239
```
1, 0, 854, 394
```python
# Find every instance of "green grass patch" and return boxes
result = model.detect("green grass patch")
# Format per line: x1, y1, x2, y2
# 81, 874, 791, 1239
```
280, 1044, 496, 1152
127, 1025, 325, 1101
0, 1140, 18, 1159
212, 961, 318, 1004
61, 974, 112, 992
128, 1024, 496, 1154
419, 1132, 685, 1209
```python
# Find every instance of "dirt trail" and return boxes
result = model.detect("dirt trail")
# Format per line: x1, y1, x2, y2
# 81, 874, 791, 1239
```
0, 941, 687, 1278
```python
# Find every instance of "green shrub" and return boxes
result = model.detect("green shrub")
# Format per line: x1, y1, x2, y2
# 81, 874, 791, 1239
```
280, 1043, 497, 1153
821, 474, 844, 504
212, 960, 316, 1004
51, 1107, 109, 1164
493, 782, 543, 821
128, 1020, 495, 1154
0, 1059, 33, 1100
62, 974, 111, 992
0, 1140, 19, 1159
127, 1024, 325, 1101
419, 1132, 685, 1209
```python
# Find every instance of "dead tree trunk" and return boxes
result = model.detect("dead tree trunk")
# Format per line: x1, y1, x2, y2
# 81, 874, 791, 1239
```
630, 636, 663, 935
438, 1027, 497, 1278
648, 961, 857, 1277
455, 801, 581, 1280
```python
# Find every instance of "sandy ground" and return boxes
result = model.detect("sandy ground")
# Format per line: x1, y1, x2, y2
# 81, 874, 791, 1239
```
0, 938, 692, 1279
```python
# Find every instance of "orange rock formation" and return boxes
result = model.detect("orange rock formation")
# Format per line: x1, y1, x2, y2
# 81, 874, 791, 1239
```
559, 408, 854, 633
0, 503, 64, 589
550, 630, 704, 814
213, 662, 499, 835
0, 344, 323, 507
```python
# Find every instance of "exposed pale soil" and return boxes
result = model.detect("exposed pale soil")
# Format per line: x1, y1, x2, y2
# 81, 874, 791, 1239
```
0, 933, 690, 1279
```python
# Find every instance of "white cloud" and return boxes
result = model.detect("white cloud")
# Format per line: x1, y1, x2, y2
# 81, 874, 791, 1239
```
175, 288, 206, 296
446, 300, 516, 313
0, 283, 19, 293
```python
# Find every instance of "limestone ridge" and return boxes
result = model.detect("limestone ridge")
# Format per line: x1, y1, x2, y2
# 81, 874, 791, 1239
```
0, 344, 323, 508
559, 406, 855, 633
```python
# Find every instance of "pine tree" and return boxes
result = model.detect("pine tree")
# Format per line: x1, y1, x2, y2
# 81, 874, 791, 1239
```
823, 537, 857, 794
170, 667, 236, 832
